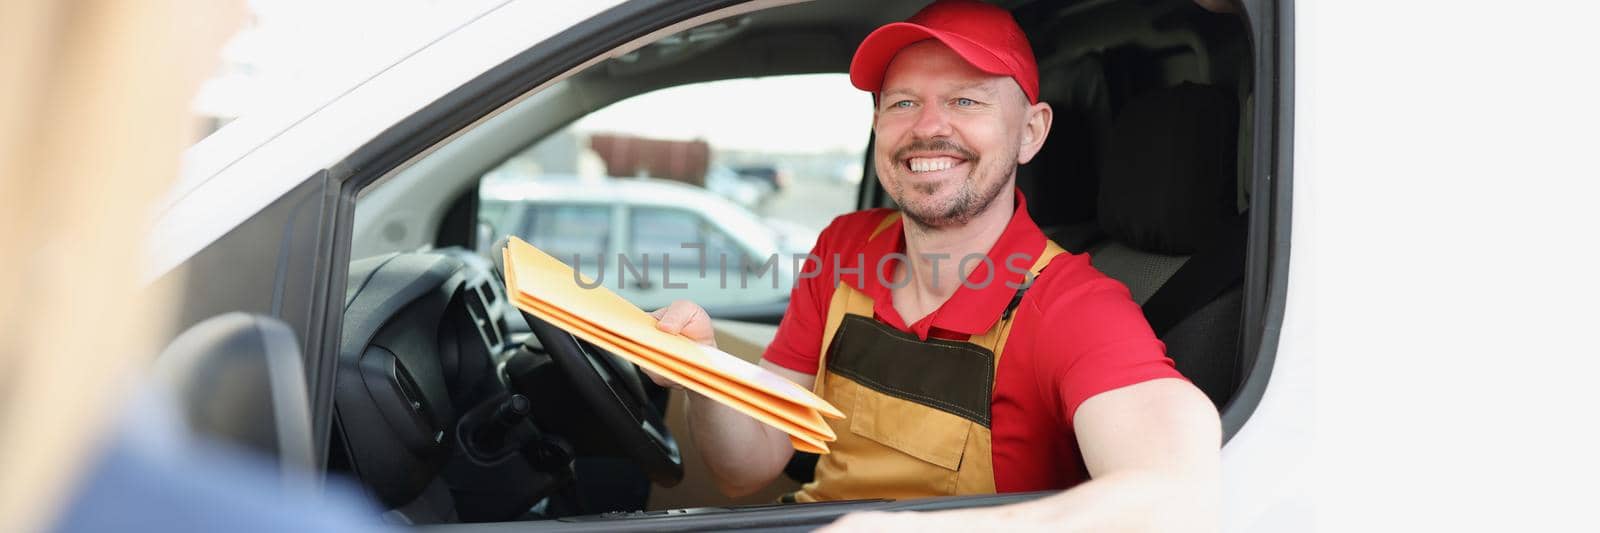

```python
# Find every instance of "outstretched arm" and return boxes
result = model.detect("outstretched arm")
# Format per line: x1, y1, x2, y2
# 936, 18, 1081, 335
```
822, 378, 1221, 532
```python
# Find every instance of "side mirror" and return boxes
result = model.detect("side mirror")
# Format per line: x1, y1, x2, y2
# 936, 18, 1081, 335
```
153, 313, 314, 484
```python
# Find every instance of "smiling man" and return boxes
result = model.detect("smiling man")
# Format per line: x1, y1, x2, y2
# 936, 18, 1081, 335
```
649, 0, 1220, 530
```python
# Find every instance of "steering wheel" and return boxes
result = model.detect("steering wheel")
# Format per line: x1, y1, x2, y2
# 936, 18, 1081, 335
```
492, 240, 682, 487
521, 314, 683, 486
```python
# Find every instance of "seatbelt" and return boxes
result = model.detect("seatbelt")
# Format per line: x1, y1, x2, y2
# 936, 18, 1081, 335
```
1140, 213, 1248, 337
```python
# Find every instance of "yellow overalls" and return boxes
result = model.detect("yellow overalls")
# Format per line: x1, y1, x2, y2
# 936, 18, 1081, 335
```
791, 212, 1065, 501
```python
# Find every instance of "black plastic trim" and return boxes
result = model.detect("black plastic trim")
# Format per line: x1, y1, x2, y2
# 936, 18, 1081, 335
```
416, 492, 1053, 532
1220, 0, 1293, 438
313, 171, 355, 476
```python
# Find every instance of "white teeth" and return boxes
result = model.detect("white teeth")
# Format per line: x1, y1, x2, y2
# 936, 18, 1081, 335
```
909, 157, 958, 173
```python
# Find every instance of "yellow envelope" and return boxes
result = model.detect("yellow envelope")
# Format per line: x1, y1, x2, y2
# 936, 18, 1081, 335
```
502, 238, 842, 452
512, 292, 835, 447
516, 297, 835, 439
790, 435, 828, 455
505, 238, 842, 419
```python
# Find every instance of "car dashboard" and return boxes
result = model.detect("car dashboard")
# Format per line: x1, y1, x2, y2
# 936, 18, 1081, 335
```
333, 248, 1052, 529
337, 248, 583, 522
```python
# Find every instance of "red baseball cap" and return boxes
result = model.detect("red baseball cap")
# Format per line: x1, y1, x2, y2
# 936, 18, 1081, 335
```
850, 0, 1040, 104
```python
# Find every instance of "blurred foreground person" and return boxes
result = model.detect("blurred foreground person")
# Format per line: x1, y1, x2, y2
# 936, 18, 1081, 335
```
0, 2, 385, 531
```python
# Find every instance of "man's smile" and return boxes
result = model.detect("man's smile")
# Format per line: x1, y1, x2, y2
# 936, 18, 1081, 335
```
906, 155, 966, 174
896, 144, 976, 182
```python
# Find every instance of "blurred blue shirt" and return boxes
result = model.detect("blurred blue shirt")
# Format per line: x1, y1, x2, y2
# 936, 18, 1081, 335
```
52, 389, 391, 533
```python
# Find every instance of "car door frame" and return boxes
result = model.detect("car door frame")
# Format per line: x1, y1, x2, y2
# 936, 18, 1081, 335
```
328, 0, 1293, 483
163, 0, 1292, 526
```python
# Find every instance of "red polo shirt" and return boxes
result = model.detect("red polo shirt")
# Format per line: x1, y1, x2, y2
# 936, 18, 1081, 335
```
763, 190, 1182, 492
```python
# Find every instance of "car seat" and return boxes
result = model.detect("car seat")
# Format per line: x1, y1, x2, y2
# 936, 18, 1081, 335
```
1017, 52, 1114, 252
1083, 82, 1245, 408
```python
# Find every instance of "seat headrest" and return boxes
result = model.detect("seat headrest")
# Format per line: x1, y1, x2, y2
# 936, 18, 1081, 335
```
1097, 83, 1239, 255
1017, 53, 1113, 229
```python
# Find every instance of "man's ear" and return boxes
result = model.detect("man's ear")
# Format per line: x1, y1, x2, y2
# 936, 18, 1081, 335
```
1016, 101, 1053, 165
870, 93, 881, 130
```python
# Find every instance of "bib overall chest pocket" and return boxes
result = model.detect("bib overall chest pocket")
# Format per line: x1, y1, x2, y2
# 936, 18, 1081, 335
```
825, 315, 996, 488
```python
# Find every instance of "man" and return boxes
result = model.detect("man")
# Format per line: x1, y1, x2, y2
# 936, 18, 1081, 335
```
649, 0, 1220, 529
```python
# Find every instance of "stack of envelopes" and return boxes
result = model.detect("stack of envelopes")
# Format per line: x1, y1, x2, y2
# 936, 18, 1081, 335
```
502, 237, 842, 453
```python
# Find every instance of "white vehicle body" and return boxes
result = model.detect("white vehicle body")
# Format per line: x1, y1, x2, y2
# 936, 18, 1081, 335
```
152, 1, 625, 279
151, 0, 1600, 530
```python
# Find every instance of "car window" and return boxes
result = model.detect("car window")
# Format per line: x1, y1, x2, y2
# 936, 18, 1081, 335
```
521, 204, 610, 266
631, 207, 742, 269
478, 74, 871, 310
479, 199, 512, 232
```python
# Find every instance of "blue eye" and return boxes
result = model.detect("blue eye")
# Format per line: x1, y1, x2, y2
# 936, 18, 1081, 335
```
891, 100, 914, 109
955, 97, 976, 107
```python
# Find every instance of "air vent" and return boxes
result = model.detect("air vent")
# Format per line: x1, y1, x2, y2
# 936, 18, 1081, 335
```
478, 280, 498, 304
465, 285, 502, 348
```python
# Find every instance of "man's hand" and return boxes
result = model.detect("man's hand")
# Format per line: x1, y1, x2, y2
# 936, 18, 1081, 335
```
650, 300, 719, 347
644, 301, 812, 497
643, 300, 718, 389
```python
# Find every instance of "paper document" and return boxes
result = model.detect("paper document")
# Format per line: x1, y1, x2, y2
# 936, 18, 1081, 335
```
502, 237, 841, 453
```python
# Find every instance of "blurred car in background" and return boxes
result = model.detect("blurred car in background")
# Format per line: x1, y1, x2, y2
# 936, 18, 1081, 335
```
704, 164, 772, 209
730, 164, 788, 194
480, 177, 812, 320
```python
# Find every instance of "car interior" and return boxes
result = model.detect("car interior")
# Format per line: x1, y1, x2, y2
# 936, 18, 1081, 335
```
184, 0, 1272, 529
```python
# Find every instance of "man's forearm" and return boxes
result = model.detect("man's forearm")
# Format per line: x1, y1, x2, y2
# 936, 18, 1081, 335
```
684, 390, 794, 497
962, 466, 1219, 532
820, 379, 1222, 532
997, 378, 1221, 531
820, 465, 1219, 532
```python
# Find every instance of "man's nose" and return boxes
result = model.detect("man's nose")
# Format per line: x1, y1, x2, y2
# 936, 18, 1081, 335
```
911, 103, 952, 139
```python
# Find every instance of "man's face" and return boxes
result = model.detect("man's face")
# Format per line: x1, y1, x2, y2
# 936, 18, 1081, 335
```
872, 40, 1034, 228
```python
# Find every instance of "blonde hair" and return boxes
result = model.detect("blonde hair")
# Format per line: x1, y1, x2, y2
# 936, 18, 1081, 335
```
0, 1, 240, 530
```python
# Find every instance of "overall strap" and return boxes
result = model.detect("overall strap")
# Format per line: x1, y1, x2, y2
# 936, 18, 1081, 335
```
968, 240, 1066, 356
871, 212, 903, 238
815, 212, 902, 396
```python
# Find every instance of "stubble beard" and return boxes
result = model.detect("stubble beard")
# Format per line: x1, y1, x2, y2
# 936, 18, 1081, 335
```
890, 156, 1014, 229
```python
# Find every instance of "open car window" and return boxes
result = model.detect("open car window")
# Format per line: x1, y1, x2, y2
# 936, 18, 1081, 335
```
521, 203, 613, 266
322, 0, 1277, 525
476, 74, 870, 314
